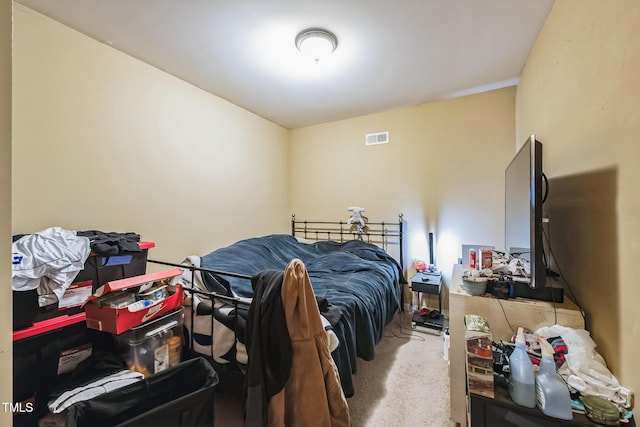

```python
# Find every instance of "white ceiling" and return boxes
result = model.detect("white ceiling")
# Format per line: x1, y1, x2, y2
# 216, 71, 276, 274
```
16, 0, 555, 130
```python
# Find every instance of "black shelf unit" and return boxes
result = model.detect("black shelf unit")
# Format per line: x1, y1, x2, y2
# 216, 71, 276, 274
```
470, 386, 635, 427
410, 271, 446, 332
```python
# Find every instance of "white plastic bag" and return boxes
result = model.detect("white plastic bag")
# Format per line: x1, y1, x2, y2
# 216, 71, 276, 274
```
536, 325, 631, 408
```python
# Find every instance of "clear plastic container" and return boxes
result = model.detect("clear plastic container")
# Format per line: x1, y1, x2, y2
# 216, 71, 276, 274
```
508, 327, 536, 408
535, 338, 573, 420
114, 307, 184, 377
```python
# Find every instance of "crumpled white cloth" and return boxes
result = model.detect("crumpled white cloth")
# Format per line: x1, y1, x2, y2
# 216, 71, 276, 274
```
320, 314, 340, 352
48, 369, 144, 414
12, 227, 91, 304
536, 324, 632, 409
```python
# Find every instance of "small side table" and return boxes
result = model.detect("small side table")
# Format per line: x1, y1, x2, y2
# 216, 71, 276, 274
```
410, 271, 446, 332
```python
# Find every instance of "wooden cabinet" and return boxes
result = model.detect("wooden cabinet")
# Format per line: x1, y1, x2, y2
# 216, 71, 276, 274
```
448, 264, 586, 427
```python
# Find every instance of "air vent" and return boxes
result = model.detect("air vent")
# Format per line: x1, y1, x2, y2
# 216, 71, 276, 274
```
365, 131, 389, 146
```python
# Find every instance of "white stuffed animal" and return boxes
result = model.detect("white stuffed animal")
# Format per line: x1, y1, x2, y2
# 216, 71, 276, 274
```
347, 207, 369, 237
347, 207, 367, 227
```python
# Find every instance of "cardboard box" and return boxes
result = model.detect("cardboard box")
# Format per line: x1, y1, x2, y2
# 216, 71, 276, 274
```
464, 314, 494, 398
84, 268, 184, 335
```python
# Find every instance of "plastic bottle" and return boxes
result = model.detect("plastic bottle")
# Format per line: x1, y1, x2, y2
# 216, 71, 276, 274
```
469, 249, 477, 270
127, 299, 152, 312
535, 337, 573, 420
442, 328, 450, 361
508, 327, 536, 408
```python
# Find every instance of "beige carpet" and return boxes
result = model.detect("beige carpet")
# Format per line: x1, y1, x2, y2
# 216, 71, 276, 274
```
214, 311, 454, 427
347, 312, 455, 427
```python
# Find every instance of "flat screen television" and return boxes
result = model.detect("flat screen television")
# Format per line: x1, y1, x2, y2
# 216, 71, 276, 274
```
505, 134, 545, 290
504, 135, 563, 302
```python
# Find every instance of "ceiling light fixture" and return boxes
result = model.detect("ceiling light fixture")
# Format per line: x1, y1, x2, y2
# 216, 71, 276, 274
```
295, 28, 338, 63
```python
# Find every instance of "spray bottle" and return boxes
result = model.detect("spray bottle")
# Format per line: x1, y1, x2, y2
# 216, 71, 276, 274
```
508, 327, 536, 408
536, 337, 573, 420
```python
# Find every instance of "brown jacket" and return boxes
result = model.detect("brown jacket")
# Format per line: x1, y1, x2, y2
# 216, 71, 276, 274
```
268, 259, 350, 427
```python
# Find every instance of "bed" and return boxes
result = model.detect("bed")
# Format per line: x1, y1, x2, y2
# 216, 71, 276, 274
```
153, 214, 406, 398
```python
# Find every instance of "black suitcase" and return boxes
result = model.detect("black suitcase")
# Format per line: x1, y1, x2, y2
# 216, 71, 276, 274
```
65, 357, 218, 427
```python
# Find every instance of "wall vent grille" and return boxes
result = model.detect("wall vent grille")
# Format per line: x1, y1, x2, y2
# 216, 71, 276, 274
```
365, 131, 389, 146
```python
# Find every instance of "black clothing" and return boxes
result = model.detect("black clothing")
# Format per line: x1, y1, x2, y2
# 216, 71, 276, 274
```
244, 269, 291, 427
77, 231, 141, 255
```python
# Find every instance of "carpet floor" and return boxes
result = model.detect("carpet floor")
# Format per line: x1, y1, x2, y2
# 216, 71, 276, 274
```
214, 311, 455, 426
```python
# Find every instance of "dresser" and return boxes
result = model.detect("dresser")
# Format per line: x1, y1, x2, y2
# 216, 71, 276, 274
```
448, 264, 586, 427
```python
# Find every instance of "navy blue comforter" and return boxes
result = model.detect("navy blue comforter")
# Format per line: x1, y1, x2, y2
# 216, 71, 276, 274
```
200, 234, 405, 397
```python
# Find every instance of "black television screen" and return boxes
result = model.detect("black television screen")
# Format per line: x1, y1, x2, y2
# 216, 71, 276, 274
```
505, 135, 545, 290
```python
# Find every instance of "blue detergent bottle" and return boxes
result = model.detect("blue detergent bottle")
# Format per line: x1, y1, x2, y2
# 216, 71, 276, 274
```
508, 327, 536, 408
535, 337, 573, 420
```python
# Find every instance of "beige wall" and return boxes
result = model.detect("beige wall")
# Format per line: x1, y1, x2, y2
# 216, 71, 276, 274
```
289, 87, 516, 287
12, 0, 637, 408
12, 5, 291, 263
1, 0, 11, 422
517, 0, 639, 394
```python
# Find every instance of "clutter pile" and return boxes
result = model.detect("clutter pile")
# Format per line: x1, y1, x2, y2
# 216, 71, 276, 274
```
11, 227, 214, 427
492, 325, 634, 424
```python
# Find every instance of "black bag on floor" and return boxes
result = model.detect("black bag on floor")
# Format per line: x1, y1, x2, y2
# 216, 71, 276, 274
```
65, 357, 218, 427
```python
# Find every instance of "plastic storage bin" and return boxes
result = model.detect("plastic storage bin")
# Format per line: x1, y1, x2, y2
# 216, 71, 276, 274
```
13, 315, 115, 427
64, 357, 218, 427
13, 288, 39, 330
114, 307, 184, 377
13, 242, 156, 331
74, 241, 155, 291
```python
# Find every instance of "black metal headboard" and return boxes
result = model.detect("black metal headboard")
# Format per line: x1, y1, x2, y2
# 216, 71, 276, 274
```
290, 213, 404, 270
